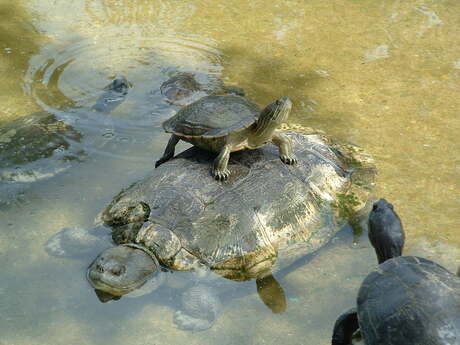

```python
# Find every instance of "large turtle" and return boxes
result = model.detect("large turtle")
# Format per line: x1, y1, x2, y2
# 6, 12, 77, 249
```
0, 76, 130, 207
155, 95, 297, 180
160, 71, 245, 106
46, 125, 376, 331
332, 199, 460, 345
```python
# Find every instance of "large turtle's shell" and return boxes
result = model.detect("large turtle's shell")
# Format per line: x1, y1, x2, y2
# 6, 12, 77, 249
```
357, 256, 460, 344
102, 127, 375, 281
162, 95, 260, 138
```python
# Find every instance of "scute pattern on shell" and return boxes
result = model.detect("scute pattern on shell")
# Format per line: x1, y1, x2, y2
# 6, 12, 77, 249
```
162, 95, 260, 138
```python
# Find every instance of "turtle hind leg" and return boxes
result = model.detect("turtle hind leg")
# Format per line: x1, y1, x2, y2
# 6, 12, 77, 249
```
272, 132, 297, 165
155, 134, 180, 168
332, 307, 359, 345
174, 285, 222, 331
211, 145, 231, 181
256, 274, 287, 314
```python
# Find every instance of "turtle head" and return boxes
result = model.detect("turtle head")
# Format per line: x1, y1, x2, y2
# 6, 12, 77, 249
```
104, 75, 131, 95
368, 198, 405, 264
255, 97, 292, 137
87, 244, 161, 300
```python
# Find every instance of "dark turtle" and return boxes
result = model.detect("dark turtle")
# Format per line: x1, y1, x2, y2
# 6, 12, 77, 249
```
47, 125, 376, 331
0, 76, 130, 207
155, 95, 297, 180
332, 199, 460, 345
160, 71, 245, 106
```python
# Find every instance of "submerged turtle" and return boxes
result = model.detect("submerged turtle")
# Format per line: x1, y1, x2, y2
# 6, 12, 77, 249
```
92, 75, 131, 113
332, 199, 460, 345
47, 125, 376, 331
155, 95, 297, 180
160, 71, 245, 106
0, 76, 130, 207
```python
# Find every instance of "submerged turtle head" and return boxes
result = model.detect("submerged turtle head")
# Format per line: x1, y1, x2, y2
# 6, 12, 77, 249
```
160, 72, 202, 106
104, 76, 131, 95
87, 244, 161, 300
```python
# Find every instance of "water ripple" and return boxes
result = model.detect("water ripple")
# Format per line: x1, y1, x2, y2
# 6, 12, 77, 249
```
24, 27, 223, 160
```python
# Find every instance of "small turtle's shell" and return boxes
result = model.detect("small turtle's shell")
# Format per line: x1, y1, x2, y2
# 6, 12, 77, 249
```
162, 95, 260, 138
357, 256, 460, 345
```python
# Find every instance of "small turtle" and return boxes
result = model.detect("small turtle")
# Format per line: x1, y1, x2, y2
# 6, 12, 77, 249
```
332, 199, 460, 345
47, 126, 376, 331
155, 95, 297, 180
160, 71, 245, 106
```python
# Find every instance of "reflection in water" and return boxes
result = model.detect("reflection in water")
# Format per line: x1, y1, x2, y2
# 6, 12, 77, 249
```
84, 0, 195, 26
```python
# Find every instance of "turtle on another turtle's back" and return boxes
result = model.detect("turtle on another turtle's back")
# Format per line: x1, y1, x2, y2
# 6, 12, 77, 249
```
155, 94, 297, 181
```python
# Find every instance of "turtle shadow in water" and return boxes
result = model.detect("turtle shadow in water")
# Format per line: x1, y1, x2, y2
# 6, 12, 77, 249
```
218, 46, 359, 131
218, 46, 324, 101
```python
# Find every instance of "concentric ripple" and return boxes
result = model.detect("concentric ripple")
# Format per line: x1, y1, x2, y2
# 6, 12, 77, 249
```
24, 27, 223, 160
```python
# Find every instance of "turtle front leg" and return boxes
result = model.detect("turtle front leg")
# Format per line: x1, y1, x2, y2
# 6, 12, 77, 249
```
272, 132, 297, 165
212, 145, 231, 181
331, 307, 359, 345
155, 134, 180, 168
173, 285, 222, 331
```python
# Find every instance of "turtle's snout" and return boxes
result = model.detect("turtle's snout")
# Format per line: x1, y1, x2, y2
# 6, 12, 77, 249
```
275, 97, 292, 107
109, 262, 126, 276
98, 260, 126, 277
372, 198, 393, 212
278, 96, 290, 103
111, 76, 130, 93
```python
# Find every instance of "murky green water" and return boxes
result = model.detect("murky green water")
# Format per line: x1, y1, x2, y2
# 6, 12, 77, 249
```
0, 0, 459, 344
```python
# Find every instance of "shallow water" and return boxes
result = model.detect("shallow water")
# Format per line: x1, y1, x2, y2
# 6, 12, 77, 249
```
0, 0, 459, 344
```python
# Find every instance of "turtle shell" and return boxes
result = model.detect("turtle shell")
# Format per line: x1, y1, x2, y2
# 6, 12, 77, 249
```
162, 95, 260, 138
101, 128, 376, 281
357, 256, 460, 345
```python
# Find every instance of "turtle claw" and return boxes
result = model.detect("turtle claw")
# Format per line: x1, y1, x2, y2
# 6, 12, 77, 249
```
212, 169, 230, 181
155, 158, 168, 168
280, 155, 297, 165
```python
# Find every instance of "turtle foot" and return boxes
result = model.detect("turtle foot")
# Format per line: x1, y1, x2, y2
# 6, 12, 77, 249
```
280, 155, 297, 165
155, 157, 169, 168
173, 311, 213, 331
174, 284, 221, 331
211, 168, 230, 181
